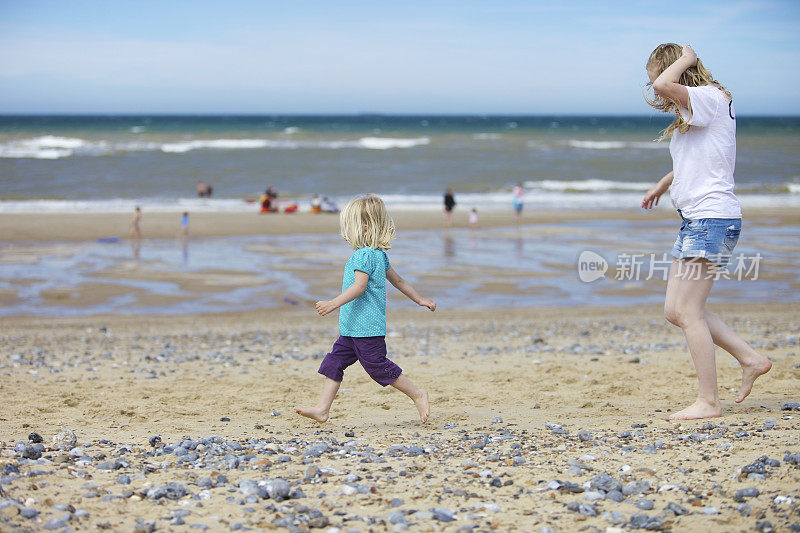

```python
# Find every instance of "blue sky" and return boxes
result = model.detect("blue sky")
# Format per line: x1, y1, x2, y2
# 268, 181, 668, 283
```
0, 1, 798, 114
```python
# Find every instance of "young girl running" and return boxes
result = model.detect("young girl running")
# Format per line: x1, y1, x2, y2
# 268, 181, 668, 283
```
641, 43, 772, 420
295, 194, 435, 424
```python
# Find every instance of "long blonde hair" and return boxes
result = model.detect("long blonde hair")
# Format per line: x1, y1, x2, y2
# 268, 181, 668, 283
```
645, 43, 732, 141
339, 194, 395, 250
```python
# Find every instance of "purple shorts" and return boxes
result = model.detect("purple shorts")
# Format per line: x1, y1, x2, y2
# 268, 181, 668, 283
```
318, 336, 402, 387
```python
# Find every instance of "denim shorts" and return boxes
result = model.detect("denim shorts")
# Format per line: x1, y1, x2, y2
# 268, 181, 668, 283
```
671, 215, 741, 267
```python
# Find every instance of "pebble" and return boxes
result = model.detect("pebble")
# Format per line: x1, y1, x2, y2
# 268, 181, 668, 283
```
590, 473, 621, 493
42, 513, 72, 530
21, 445, 42, 460
566, 501, 597, 517
629, 514, 662, 530
224, 454, 239, 469
305, 442, 331, 457
756, 520, 774, 533
734, 487, 760, 502
601, 510, 627, 525
69, 447, 85, 458
622, 480, 650, 496
265, 478, 291, 501
52, 429, 77, 450
146, 482, 188, 500
19, 506, 39, 518
737, 503, 753, 516
432, 507, 456, 522
665, 501, 688, 515
784, 452, 800, 464
635, 498, 654, 510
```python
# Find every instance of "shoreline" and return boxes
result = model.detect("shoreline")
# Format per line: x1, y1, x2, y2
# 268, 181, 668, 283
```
2, 207, 799, 243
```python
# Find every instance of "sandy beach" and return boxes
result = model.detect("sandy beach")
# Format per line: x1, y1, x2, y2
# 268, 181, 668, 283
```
3, 207, 800, 242
1, 302, 799, 532
1, 207, 799, 531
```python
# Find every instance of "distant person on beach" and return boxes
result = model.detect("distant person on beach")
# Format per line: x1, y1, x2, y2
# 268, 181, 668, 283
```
468, 207, 478, 228
179, 213, 190, 263
321, 196, 339, 213
641, 43, 771, 420
178, 211, 189, 238
295, 194, 435, 424
129, 206, 142, 239
196, 181, 213, 198
443, 188, 456, 226
512, 182, 524, 220
258, 193, 272, 213
259, 186, 279, 213
311, 194, 322, 213
259, 188, 277, 213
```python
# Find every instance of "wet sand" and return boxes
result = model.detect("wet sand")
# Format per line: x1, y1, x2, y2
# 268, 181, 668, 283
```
1, 304, 798, 531
2, 207, 800, 243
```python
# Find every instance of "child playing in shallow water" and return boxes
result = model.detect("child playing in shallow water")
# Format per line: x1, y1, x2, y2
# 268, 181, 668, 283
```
295, 194, 435, 423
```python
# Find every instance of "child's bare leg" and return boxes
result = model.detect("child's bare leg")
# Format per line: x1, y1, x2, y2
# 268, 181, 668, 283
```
665, 260, 721, 420
390, 374, 429, 423
704, 310, 772, 403
295, 378, 340, 422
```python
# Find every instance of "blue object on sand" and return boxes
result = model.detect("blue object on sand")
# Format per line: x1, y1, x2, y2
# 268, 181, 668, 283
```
97, 237, 119, 243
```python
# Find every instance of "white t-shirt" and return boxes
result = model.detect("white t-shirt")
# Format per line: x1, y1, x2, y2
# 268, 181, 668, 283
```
668, 84, 741, 219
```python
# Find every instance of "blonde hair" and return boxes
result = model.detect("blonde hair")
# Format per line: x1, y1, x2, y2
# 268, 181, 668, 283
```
645, 43, 732, 141
339, 194, 395, 250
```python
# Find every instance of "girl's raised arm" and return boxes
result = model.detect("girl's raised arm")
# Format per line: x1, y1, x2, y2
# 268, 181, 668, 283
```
651, 45, 696, 108
386, 268, 436, 311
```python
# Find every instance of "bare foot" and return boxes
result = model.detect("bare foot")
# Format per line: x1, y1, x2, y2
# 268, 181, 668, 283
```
413, 389, 430, 424
667, 399, 722, 420
294, 406, 329, 422
735, 357, 772, 403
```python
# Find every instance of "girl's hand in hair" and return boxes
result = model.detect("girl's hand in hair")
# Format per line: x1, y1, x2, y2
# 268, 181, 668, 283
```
681, 45, 697, 66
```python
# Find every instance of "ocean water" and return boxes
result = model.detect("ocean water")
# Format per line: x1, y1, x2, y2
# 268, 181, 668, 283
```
1, 115, 798, 212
